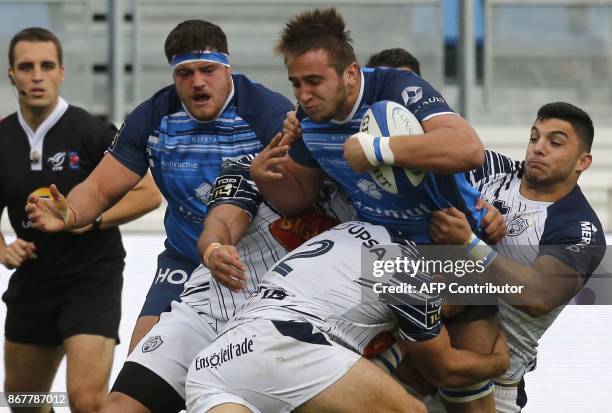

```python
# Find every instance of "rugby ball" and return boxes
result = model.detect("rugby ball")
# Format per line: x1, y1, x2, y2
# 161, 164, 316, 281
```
360, 101, 426, 193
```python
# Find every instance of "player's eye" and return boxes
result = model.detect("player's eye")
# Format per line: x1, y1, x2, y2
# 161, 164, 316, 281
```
175, 69, 192, 78
201, 66, 216, 75
17, 63, 33, 71
42, 62, 56, 70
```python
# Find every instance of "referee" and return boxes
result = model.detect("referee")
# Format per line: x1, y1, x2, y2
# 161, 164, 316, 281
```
0, 28, 160, 413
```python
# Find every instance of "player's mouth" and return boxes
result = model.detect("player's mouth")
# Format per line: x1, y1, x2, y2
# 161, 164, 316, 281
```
303, 105, 319, 114
527, 159, 548, 170
192, 92, 211, 106
30, 87, 46, 97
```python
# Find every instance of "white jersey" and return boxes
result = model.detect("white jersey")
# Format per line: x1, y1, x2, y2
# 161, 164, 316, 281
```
226, 221, 442, 355
180, 155, 356, 331
467, 151, 605, 382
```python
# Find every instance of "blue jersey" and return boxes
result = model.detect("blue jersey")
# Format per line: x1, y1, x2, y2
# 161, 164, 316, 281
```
110, 74, 292, 264
290, 68, 483, 243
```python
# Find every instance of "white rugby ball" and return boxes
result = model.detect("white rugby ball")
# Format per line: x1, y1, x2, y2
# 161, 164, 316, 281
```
359, 100, 426, 193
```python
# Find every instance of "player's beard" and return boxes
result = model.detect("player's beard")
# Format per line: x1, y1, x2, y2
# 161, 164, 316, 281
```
318, 82, 350, 123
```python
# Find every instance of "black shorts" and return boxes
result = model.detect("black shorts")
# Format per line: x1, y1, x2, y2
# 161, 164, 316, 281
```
2, 262, 124, 346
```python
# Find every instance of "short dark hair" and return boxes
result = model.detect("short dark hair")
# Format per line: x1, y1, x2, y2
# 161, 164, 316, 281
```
366, 48, 421, 76
9, 27, 63, 68
536, 102, 594, 152
164, 20, 228, 63
275, 7, 356, 74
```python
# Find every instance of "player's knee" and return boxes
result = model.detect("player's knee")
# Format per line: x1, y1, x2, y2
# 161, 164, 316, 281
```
68, 385, 106, 413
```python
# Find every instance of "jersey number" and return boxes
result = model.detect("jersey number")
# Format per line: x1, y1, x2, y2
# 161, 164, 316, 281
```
272, 240, 335, 277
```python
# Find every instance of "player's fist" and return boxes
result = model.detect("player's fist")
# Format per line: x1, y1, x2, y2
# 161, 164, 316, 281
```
344, 134, 375, 173
476, 199, 506, 244
429, 207, 472, 245
207, 244, 247, 292
282, 110, 302, 145
0, 238, 36, 269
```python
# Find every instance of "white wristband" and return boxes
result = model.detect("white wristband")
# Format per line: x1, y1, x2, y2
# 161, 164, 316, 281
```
351, 132, 395, 167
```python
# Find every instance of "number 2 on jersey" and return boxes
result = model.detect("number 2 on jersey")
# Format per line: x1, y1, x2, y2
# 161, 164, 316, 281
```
271, 240, 335, 277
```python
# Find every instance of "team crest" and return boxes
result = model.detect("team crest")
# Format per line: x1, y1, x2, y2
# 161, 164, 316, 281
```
142, 335, 163, 353
507, 217, 529, 236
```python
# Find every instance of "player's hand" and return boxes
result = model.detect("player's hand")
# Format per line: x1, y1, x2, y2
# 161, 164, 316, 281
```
25, 184, 73, 232
0, 238, 37, 269
251, 133, 290, 181
344, 133, 375, 173
281, 110, 302, 145
491, 329, 510, 374
476, 199, 506, 244
429, 207, 472, 245
208, 245, 247, 292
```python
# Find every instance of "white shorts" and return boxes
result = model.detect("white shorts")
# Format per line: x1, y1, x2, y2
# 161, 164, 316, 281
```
185, 318, 361, 413
494, 384, 521, 413
127, 300, 220, 399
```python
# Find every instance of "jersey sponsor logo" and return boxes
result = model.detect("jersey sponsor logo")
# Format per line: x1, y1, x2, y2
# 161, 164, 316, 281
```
159, 159, 199, 169
401, 86, 422, 106
155, 268, 188, 284
356, 179, 383, 200
210, 175, 241, 201
566, 221, 598, 252
352, 199, 432, 220
334, 222, 382, 248
194, 337, 254, 370
47, 152, 66, 171
268, 211, 339, 252
67, 151, 80, 169
142, 335, 163, 353
507, 216, 529, 236
412, 96, 448, 115
178, 204, 205, 224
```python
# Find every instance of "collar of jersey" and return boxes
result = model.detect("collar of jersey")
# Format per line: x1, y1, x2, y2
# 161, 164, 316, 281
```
18, 97, 69, 171
180, 76, 235, 124
330, 69, 364, 125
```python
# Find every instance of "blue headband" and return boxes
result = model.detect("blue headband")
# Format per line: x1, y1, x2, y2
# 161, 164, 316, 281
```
171, 51, 230, 69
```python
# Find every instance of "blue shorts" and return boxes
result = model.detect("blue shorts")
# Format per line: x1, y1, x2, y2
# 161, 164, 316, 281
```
139, 248, 199, 317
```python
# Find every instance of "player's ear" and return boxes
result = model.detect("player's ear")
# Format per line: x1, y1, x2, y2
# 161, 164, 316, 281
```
343, 62, 359, 85
576, 152, 592, 174
8, 69, 15, 85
